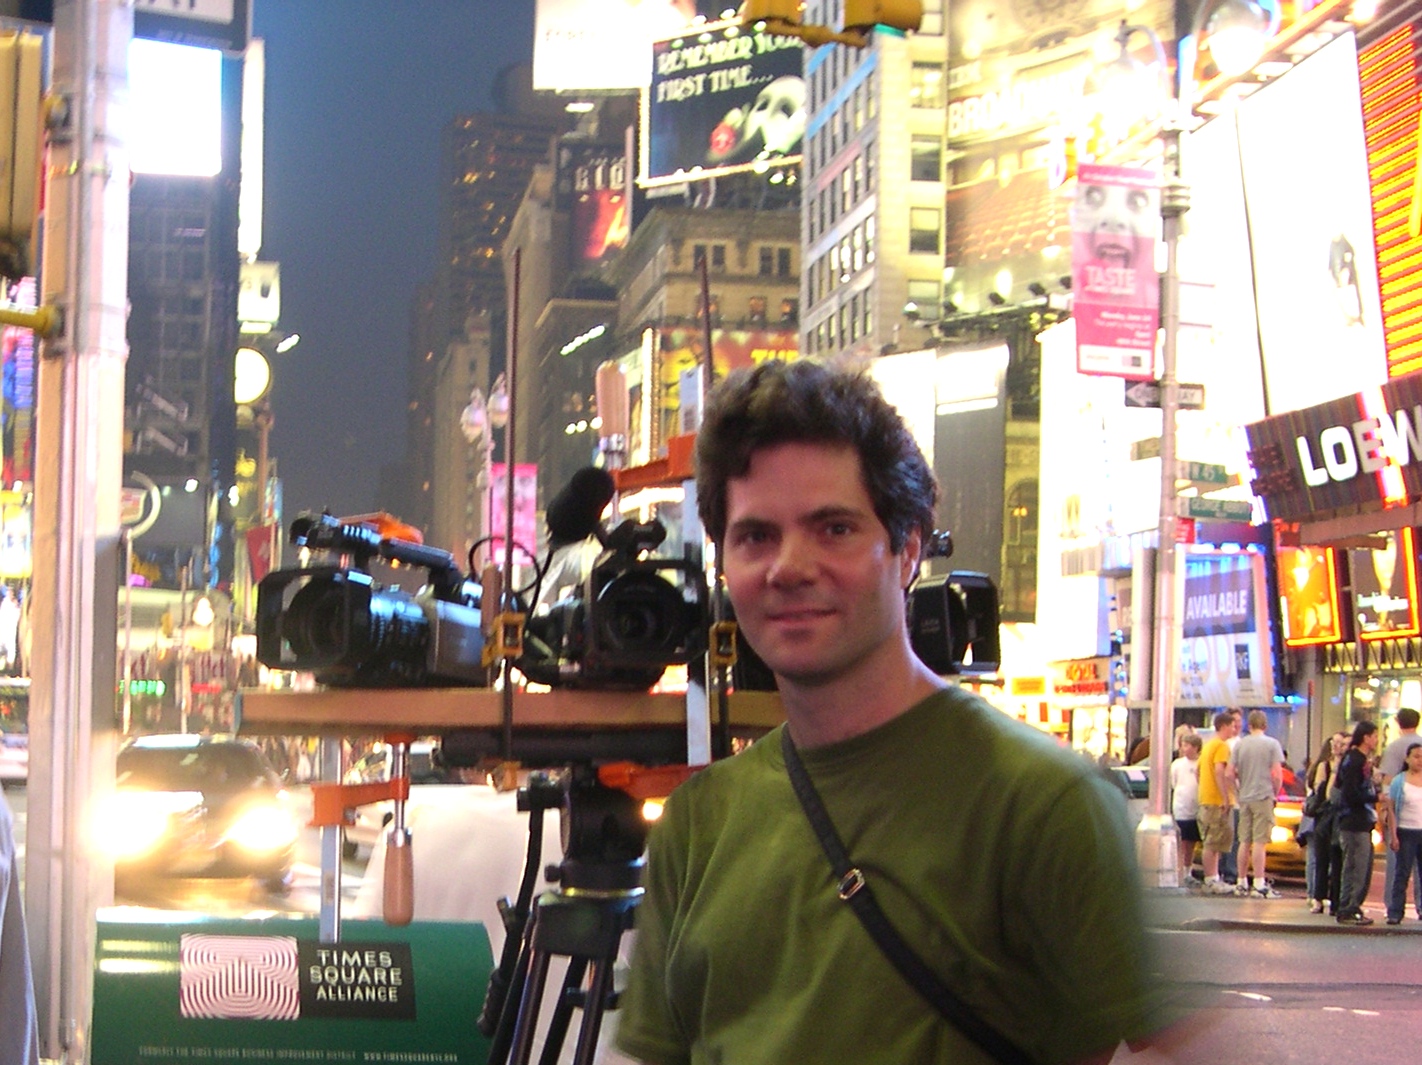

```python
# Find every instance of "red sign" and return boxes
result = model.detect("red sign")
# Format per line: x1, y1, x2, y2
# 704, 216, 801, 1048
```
1072, 164, 1160, 380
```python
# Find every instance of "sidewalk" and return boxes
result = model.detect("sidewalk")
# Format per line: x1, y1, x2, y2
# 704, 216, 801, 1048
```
1145, 885, 1422, 934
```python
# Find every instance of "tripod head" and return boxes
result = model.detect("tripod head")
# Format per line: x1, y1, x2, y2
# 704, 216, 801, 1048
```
519, 764, 647, 895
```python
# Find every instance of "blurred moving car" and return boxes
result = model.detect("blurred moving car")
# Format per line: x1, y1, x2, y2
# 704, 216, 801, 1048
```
106, 733, 300, 891
0, 730, 27, 785
341, 739, 463, 859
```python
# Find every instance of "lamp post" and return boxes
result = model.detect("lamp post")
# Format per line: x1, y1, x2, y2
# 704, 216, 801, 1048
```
1093, 8, 1272, 887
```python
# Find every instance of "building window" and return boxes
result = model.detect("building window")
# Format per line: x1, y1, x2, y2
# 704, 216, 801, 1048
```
852, 226, 864, 272
693, 243, 707, 267
909, 207, 941, 254
840, 236, 852, 281
862, 291, 872, 336
865, 215, 876, 263
911, 136, 942, 182
852, 155, 863, 201
777, 247, 792, 277
865, 143, 874, 190
911, 63, 945, 109
781, 296, 799, 324
906, 279, 942, 319
839, 304, 851, 343
711, 244, 726, 270
759, 247, 775, 275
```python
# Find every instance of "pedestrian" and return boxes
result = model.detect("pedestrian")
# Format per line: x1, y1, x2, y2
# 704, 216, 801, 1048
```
1378, 707, 1421, 919
0, 790, 39, 1065
1334, 720, 1381, 926
1305, 732, 1348, 915
1384, 741, 1422, 925
1229, 709, 1284, 898
1197, 710, 1240, 894
1172, 722, 1197, 760
1171, 732, 1203, 884
616, 360, 1170, 1065
1218, 707, 1245, 884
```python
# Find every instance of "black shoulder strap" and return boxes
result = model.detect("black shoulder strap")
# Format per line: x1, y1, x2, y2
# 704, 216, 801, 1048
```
780, 728, 1035, 1065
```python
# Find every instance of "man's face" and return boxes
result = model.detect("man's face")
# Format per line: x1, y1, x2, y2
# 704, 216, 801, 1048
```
720, 441, 918, 689
1363, 730, 1380, 754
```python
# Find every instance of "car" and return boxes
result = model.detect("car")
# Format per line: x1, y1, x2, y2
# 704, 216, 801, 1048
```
106, 733, 301, 891
0, 730, 27, 785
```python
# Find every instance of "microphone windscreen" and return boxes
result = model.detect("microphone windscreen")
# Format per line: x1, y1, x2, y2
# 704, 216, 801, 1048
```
546, 466, 615, 547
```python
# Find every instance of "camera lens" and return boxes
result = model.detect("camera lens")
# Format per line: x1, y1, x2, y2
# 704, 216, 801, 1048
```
593, 571, 689, 658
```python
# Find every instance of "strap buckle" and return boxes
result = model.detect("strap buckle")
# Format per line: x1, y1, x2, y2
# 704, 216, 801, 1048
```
837, 868, 866, 900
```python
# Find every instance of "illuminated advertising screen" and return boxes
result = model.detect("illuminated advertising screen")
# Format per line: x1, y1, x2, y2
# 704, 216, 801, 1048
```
1236, 32, 1387, 415
555, 143, 631, 269
486, 463, 539, 571
1347, 526, 1420, 640
533, 0, 722, 92
1277, 545, 1345, 646
1359, 24, 1422, 378
655, 324, 798, 444
642, 20, 805, 187
130, 38, 223, 177
2, 278, 36, 487
1178, 549, 1274, 708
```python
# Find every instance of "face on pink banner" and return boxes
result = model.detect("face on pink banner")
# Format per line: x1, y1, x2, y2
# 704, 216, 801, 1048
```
1072, 180, 1157, 306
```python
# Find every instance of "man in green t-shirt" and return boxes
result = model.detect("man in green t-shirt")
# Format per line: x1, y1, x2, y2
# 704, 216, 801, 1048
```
616, 360, 1169, 1065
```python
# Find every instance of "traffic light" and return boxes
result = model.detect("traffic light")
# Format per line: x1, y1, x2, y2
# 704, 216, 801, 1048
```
0, 30, 42, 281
843, 0, 923, 33
739, 0, 804, 25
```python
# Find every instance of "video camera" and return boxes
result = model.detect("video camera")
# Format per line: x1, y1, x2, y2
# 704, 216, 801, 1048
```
906, 531, 1002, 675
519, 467, 708, 690
255, 514, 492, 687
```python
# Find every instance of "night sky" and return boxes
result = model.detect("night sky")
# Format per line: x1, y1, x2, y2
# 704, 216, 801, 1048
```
252, 1, 535, 522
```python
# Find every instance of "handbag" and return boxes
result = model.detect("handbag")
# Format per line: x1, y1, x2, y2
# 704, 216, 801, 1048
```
1296, 812, 1316, 844
780, 728, 1035, 1065
1303, 788, 1328, 818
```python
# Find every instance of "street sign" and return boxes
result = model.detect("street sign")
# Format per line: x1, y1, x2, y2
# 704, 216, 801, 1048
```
1131, 437, 1162, 461
1176, 460, 1233, 486
134, 0, 250, 53
1123, 380, 1206, 410
1177, 497, 1254, 522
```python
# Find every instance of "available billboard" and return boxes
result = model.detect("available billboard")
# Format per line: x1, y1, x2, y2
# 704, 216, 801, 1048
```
642, 20, 806, 187
1178, 548, 1274, 708
533, 0, 723, 92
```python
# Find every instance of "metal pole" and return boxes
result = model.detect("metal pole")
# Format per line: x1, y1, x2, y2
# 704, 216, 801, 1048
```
28, 0, 129, 1056
1139, 115, 1190, 889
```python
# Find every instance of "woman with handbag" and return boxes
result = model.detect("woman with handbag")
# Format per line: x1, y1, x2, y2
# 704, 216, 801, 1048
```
1306, 732, 1348, 915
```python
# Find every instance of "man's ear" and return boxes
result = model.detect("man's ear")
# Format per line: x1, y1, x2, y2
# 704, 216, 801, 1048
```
899, 527, 922, 588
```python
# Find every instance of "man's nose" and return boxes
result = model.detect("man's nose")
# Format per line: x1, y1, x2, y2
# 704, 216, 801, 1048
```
765, 533, 813, 585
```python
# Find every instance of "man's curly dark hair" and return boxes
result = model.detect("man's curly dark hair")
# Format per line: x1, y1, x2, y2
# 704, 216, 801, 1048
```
694, 360, 938, 554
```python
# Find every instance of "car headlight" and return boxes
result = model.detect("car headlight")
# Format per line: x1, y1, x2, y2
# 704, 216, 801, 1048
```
224, 799, 300, 854
100, 790, 202, 861
1270, 824, 1295, 846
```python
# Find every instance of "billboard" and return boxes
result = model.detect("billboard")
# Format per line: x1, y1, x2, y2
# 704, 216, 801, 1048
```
1, 277, 35, 487
1347, 526, 1420, 641
1071, 164, 1160, 380
130, 38, 223, 177
533, 0, 723, 92
1178, 548, 1274, 708
642, 20, 805, 187
1277, 545, 1345, 646
1236, 32, 1387, 415
555, 142, 631, 270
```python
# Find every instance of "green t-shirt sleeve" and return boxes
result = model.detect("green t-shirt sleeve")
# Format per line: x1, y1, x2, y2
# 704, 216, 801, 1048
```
1000, 769, 1169, 1064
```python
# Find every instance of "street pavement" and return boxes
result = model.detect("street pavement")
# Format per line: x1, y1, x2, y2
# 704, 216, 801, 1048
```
1146, 878, 1422, 934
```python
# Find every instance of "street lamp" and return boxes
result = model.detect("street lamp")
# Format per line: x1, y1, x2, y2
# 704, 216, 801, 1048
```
1090, 9, 1271, 888
460, 373, 510, 567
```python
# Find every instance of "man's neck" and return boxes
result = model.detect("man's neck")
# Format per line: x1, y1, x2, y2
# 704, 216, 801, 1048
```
779, 643, 945, 750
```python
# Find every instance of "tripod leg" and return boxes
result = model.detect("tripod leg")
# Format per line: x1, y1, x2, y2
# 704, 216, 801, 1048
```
534, 958, 588, 1065
485, 920, 536, 1065
569, 954, 618, 1065
508, 947, 553, 1065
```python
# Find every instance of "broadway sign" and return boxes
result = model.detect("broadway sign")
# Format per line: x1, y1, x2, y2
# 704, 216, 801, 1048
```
1245, 370, 1422, 522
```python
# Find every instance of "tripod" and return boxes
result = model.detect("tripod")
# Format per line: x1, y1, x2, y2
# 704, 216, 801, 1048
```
481, 768, 647, 1065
